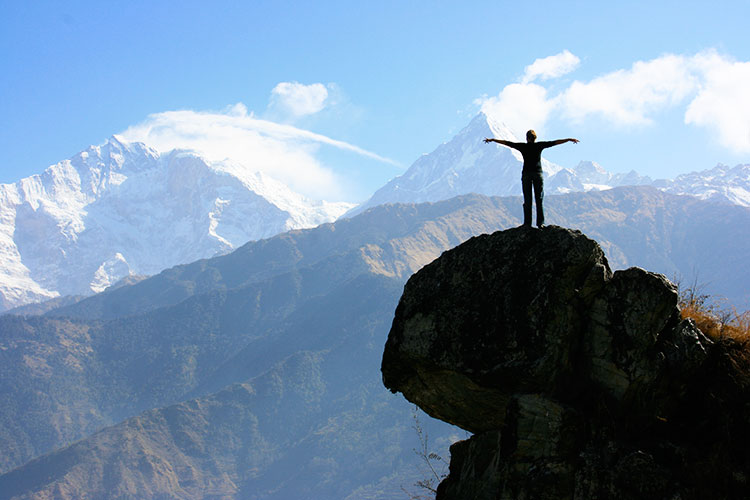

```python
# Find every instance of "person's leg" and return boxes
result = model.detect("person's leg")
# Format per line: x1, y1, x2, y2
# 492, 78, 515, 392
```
521, 173, 532, 226
533, 173, 544, 227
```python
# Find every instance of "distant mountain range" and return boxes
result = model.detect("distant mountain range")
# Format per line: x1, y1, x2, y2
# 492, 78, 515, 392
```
2, 112, 748, 313
0, 137, 352, 311
351, 112, 750, 215
1, 188, 749, 499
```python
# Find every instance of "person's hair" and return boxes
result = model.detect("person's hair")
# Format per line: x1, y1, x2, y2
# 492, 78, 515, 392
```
526, 130, 537, 142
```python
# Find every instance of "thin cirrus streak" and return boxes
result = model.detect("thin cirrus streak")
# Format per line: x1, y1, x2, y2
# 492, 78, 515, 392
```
121, 105, 400, 166
118, 104, 401, 201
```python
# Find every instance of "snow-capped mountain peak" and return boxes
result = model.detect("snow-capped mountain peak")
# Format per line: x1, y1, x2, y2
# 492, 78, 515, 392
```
0, 137, 353, 311
484, 112, 520, 142
573, 161, 609, 181
349, 112, 563, 215
657, 163, 750, 206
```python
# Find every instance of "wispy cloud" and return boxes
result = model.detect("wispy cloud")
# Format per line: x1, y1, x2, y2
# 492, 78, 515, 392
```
522, 50, 580, 83
268, 81, 329, 119
480, 50, 750, 154
118, 99, 398, 201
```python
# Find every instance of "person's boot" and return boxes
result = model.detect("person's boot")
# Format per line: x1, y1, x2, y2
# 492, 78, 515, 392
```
536, 204, 545, 228
523, 202, 532, 228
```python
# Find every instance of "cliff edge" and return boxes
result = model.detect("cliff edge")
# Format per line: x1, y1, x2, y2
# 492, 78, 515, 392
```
382, 225, 750, 499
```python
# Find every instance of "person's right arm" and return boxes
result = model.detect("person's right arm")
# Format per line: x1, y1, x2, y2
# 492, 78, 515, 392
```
484, 138, 521, 149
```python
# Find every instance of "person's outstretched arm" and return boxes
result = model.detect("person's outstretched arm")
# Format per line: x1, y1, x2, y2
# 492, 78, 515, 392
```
541, 138, 580, 148
484, 138, 522, 149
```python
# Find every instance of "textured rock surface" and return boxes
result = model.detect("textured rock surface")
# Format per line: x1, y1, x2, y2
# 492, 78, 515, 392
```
382, 226, 610, 432
382, 225, 750, 499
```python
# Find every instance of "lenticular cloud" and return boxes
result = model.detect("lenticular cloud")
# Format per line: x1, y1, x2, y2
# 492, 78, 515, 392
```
118, 104, 396, 200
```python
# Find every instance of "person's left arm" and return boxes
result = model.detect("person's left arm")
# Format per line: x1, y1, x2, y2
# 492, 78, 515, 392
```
539, 138, 580, 148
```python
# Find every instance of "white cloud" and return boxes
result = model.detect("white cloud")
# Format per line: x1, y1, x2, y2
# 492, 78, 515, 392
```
480, 50, 750, 154
478, 50, 578, 137
118, 103, 396, 201
522, 50, 580, 83
560, 54, 697, 125
269, 81, 329, 119
479, 83, 557, 138
684, 52, 750, 153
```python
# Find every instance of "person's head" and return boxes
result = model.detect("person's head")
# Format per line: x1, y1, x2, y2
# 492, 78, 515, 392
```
526, 130, 537, 143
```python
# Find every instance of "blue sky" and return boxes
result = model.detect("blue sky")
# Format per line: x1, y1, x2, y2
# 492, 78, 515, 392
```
2, 1, 750, 201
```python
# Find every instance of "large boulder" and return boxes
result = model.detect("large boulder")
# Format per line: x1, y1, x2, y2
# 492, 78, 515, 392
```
382, 225, 749, 499
382, 226, 610, 432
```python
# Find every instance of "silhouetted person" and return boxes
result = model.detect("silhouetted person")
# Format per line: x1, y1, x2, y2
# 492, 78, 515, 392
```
484, 130, 579, 228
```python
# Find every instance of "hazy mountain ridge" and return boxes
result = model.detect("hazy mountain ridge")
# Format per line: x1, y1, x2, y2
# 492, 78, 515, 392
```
46, 195, 515, 321
1, 196, 507, 475
1, 188, 748, 498
0, 137, 352, 312
1, 275, 437, 500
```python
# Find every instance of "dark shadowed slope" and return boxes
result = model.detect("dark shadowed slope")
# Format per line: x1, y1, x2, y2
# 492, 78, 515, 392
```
383, 225, 749, 499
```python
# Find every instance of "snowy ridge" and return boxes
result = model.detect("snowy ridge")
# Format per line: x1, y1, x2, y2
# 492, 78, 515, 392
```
349, 113, 565, 216
351, 112, 620, 216
351, 112, 749, 217
546, 160, 652, 194
656, 163, 750, 206
0, 137, 352, 311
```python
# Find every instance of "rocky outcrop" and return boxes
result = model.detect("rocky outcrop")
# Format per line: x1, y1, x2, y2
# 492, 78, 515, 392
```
382, 225, 750, 499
